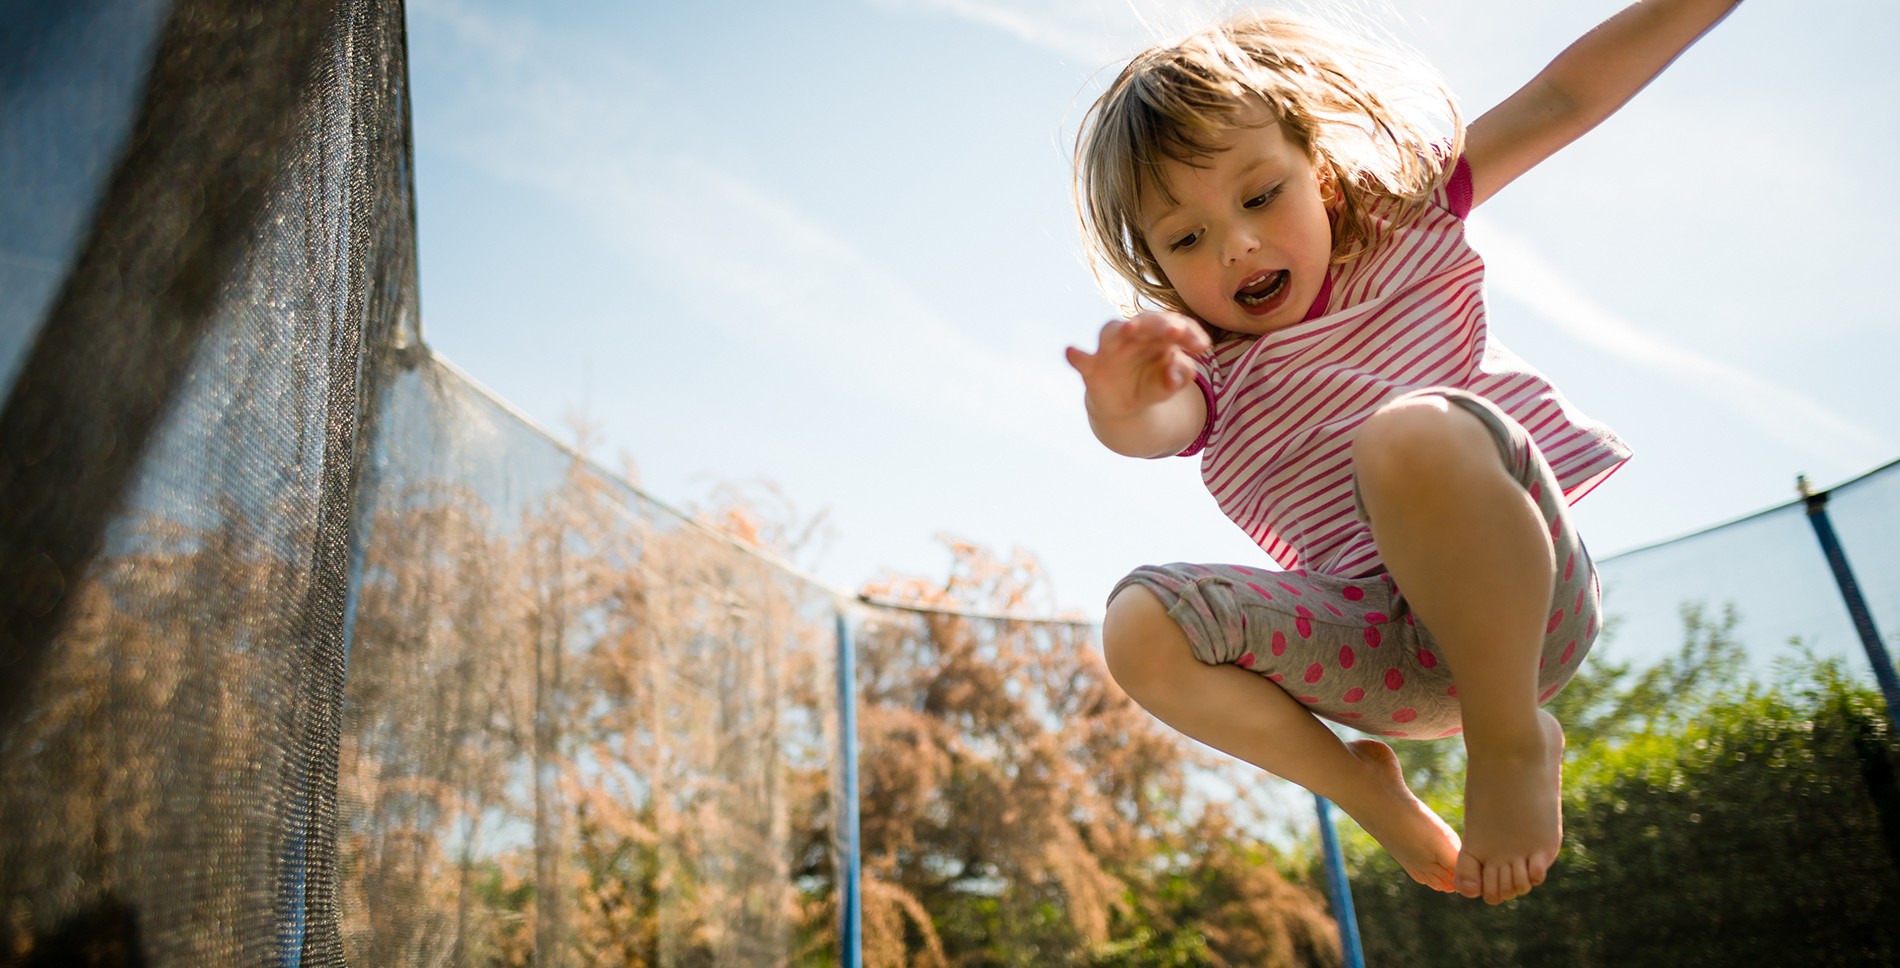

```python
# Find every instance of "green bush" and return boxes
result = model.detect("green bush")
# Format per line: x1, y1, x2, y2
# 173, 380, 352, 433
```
1346, 606, 1900, 967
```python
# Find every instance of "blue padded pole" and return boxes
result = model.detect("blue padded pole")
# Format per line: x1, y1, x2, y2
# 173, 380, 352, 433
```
835, 612, 863, 968
1314, 795, 1366, 968
1800, 479, 1900, 734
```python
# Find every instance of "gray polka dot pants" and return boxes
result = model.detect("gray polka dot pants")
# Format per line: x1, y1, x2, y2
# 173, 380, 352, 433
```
1111, 389, 1601, 740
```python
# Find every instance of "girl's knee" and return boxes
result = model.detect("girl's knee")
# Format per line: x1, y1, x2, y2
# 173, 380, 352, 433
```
1353, 394, 1496, 489
1102, 584, 1192, 695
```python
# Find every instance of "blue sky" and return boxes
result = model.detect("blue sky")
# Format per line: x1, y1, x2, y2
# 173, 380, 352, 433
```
406, 0, 1900, 620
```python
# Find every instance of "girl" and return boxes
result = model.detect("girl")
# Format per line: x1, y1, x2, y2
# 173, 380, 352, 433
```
1065, 1, 1740, 905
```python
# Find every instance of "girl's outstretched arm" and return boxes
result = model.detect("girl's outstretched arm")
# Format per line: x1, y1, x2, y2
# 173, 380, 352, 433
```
1464, 0, 1742, 208
1066, 311, 1210, 459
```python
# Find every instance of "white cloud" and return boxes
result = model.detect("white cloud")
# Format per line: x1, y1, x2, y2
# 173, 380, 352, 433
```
864, 0, 1238, 65
1467, 214, 1895, 466
412, 0, 1089, 456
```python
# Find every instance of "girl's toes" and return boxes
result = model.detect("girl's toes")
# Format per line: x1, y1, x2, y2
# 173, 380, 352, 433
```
1453, 852, 1482, 898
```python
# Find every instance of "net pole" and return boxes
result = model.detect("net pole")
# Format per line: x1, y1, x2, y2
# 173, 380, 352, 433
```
835, 611, 863, 968
1800, 480, 1900, 734
1313, 795, 1366, 968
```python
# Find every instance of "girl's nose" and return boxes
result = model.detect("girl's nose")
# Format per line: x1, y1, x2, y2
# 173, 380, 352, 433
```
1223, 228, 1259, 265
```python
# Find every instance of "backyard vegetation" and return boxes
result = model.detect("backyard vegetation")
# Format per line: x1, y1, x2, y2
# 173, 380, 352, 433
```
11, 451, 1891, 968
1348, 606, 1900, 967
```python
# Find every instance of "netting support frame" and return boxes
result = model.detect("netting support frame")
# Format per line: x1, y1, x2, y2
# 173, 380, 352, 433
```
1313, 796, 1366, 968
835, 611, 864, 968
1800, 478, 1900, 735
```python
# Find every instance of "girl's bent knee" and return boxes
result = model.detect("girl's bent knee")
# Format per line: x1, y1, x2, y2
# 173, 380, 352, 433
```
1101, 585, 1188, 694
1354, 395, 1494, 487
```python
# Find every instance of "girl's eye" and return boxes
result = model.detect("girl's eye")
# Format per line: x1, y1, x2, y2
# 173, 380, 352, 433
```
1244, 186, 1282, 209
1169, 230, 1202, 252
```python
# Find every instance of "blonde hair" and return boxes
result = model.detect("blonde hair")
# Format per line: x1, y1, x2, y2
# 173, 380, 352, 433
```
1075, 13, 1463, 318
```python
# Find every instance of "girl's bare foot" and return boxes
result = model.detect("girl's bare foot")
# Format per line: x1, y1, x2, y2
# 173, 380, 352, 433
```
1338, 738, 1462, 892
1454, 710, 1565, 904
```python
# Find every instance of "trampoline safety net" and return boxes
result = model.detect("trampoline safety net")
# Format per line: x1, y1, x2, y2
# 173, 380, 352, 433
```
1596, 459, 1900, 685
3, 1, 848, 966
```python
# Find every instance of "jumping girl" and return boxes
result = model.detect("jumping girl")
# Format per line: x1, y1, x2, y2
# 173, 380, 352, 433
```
1065, 1, 1739, 904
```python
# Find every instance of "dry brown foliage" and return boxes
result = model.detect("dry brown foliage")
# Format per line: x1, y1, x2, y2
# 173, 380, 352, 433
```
855, 542, 1341, 968
334, 450, 842, 967
2, 428, 1336, 968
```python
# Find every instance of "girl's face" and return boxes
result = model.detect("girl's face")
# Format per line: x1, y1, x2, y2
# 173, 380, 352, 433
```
1139, 107, 1333, 336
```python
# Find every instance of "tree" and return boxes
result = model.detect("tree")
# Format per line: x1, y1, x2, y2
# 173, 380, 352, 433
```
854, 541, 1341, 968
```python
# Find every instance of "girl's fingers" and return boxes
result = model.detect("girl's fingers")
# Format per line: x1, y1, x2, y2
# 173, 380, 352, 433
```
1106, 315, 1205, 363
1073, 313, 1204, 403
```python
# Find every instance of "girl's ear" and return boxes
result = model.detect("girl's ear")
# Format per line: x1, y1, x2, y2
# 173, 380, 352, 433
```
1318, 164, 1341, 209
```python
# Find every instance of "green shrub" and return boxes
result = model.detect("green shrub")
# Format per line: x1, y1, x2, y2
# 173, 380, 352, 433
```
1346, 606, 1900, 967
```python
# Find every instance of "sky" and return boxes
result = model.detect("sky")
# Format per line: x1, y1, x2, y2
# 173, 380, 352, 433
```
405, 0, 1900, 622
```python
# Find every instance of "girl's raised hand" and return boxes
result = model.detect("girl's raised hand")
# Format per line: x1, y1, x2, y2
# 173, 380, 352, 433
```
1065, 311, 1212, 459
1065, 311, 1211, 421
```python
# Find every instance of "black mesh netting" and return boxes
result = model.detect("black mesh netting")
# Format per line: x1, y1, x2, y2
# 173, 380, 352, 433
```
1, 1, 846, 965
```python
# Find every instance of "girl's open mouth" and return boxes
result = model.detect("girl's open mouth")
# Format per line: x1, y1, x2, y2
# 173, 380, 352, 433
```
1235, 269, 1289, 311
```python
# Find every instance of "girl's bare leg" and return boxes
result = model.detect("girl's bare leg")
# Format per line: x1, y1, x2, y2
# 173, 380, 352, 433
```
1353, 396, 1564, 905
1103, 587, 1462, 892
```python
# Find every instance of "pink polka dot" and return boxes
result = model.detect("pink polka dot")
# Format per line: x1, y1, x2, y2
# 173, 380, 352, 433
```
1392, 708, 1417, 724
1324, 602, 1344, 617
1417, 649, 1437, 669
1271, 631, 1288, 656
1539, 683, 1561, 703
1560, 641, 1576, 665
1549, 518, 1562, 541
1237, 566, 1258, 575
1380, 730, 1409, 738
1405, 614, 1416, 626
1296, 616, 1313, 639
1295, 605, 1313, 619
1563, 553, 1576, 582
1237, 652, 1256, 669
1240, 615, 1247, 633
1539, 656, 1546, 670
1279, 581, 1304, 596
1364, 611, 1388, 624
1447, 685, 1459, 698
1343, 687, 1365, 703
1338, 645, 1356, 669
1384, 669, 1405, 691
1304, 663, 1325, 684
1437, 727, 1464, 738
1297, 695, 1319, 703
1293, 569, 1308, 576
1342, 586, 1365, 602
1586, 615, 1596, 638
1268, 674, 1285, 683
1529, 481, 1543, 502
1575, 586, 1587, 615
1546, 608, 1565, 634
1364, 626, 1382, 649
1246, 582, 1274, 600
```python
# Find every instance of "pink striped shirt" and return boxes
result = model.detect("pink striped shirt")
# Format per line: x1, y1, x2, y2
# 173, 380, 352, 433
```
1183, 157, 1630, 576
